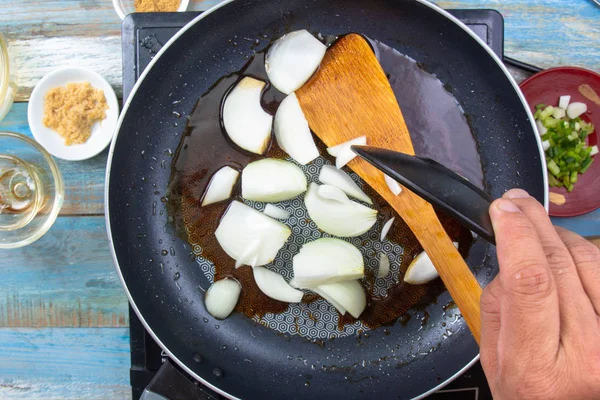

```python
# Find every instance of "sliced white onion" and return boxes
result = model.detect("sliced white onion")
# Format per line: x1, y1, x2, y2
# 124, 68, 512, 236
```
265, 30, 327, 94
293, 238, 364, 288
542, 140, 551, 151
536, 120, 548, 136
242, 158, 307, 202
558, 95, 571, 110
315, 280, 366, 319
377, 252, 390, 278
288, 278, 300, 289
380, 217, 395, 241
327, 136, 367, 157
552, 107, 566, 119
215, 201, 291, 267
318, 165, 372, 204
222, 77, 272, 155
591, 145, 599, 157
313, 287, 347, 315
304, 183, 377, 237
404, 242, 458, 285
317, 184, 351, 204
234, 238, 262, 269
263, 204, 291, 220
201, 166, 240, 206
253, 266, 304, 303
384, 174, 402, 196
205, 278, 241, 319
566, 102, 588, 119
327, 136, 367, 169
274, 93, 319, 165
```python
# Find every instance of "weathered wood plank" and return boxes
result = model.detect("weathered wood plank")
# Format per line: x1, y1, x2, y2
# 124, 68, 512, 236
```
0, 103, 107, 216
0, 0, 220, 38
552, 209, 600, 239
0, 216, 128, 328
1, 0, 220, 101
3, 0, 600, 102
0, 327, 131, 400
8, 36, 124, 102
437, 0, 600, 71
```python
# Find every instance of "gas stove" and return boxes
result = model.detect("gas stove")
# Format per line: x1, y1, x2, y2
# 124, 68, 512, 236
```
121, 10, 500, 399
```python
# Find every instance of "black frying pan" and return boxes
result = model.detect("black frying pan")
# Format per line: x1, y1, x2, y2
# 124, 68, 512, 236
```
106, 0, 546, 398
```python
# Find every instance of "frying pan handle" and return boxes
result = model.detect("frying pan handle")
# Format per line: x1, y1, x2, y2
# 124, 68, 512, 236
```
140, 360, 219, 400
503, 56, 543, 74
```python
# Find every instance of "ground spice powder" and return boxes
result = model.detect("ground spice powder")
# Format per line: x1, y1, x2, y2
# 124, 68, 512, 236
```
134, 0, 181, 12
43, 82, 108, 146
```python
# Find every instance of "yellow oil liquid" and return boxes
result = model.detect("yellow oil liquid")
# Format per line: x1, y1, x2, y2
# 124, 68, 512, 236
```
0, 154, 44, 231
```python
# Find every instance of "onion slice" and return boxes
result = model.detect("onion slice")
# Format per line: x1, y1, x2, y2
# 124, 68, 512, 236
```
384, 174, 402, 196
234, 239, 261, 269
536, 120, 547, 136
201, 166, 240, 206
327, 136, 366, 157
215, 201, 291, 267
377, 252, 390, 278
318, 165, 372, 204
242, 158, 307, 202
380, 217, 395, 241
293, 238, 364, 288
327, 136, 367, 169
313, 287, 347, 315
542, 140, 551, 151
315, 280, 366, 318
566, 102, 587, 119
304, 183, 377, 237
317, 185, 351, 204
263, 204, 291, 220
205, 278, 241, 319
222, 77, 272, 155
274, 93, 319, 165
265, 30, 327, 95
404, 242, 458, 285
253, 267, 304, 303
558, 95, 571, 110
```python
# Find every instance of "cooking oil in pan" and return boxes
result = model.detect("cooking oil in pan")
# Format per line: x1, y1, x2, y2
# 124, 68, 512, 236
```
167, 35, 478, 338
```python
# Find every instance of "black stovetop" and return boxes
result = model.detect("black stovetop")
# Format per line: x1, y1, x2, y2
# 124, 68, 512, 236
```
121, 10, 499, 400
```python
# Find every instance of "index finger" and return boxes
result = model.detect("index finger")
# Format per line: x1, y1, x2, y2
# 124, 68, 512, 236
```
489, 198, 560, 363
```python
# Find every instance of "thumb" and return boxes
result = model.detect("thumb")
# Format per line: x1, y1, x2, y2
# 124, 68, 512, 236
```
489, 198, 560, 361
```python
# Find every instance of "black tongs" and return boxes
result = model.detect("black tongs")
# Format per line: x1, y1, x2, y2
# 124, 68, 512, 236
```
352, 145, 495, 244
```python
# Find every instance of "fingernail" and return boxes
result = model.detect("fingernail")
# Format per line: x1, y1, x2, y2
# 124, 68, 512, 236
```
503, 188, 530, 199
496, 199, 521, 213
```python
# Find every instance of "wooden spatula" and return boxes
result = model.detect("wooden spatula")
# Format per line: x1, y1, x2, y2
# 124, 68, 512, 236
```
296, 33, 482, 344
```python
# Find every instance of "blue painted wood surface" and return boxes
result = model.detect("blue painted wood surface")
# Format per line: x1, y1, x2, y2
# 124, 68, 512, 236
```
0, 328, 130, 399
0, 0, 599, 399
0, 216, 128, 328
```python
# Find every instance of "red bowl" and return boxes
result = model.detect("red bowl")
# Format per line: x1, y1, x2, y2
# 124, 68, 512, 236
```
520, 67, 600, 217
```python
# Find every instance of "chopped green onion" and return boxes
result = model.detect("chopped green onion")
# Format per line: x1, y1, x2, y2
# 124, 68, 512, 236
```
535, 98, 596, 191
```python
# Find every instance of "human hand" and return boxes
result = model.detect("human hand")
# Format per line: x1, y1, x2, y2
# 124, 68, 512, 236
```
480, 188, 600, 400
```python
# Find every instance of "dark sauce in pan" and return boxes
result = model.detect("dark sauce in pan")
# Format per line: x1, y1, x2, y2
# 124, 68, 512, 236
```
167, 36, 477, 330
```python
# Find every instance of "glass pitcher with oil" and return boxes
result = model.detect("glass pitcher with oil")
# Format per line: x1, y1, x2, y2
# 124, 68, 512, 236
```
0, 131, 63, 248
0, 33, 16, 122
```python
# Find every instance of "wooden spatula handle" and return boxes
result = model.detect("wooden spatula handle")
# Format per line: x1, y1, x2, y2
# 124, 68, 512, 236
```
400, 197, 482, 344
345, 157, 482, 343
359, 162, 482, 344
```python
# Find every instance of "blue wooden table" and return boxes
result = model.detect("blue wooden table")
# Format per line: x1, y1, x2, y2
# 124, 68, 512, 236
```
0, 0, 599, 398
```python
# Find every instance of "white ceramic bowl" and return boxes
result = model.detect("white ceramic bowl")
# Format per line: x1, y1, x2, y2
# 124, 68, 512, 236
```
112, 0, 190, 20
27, 67, 119, 161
